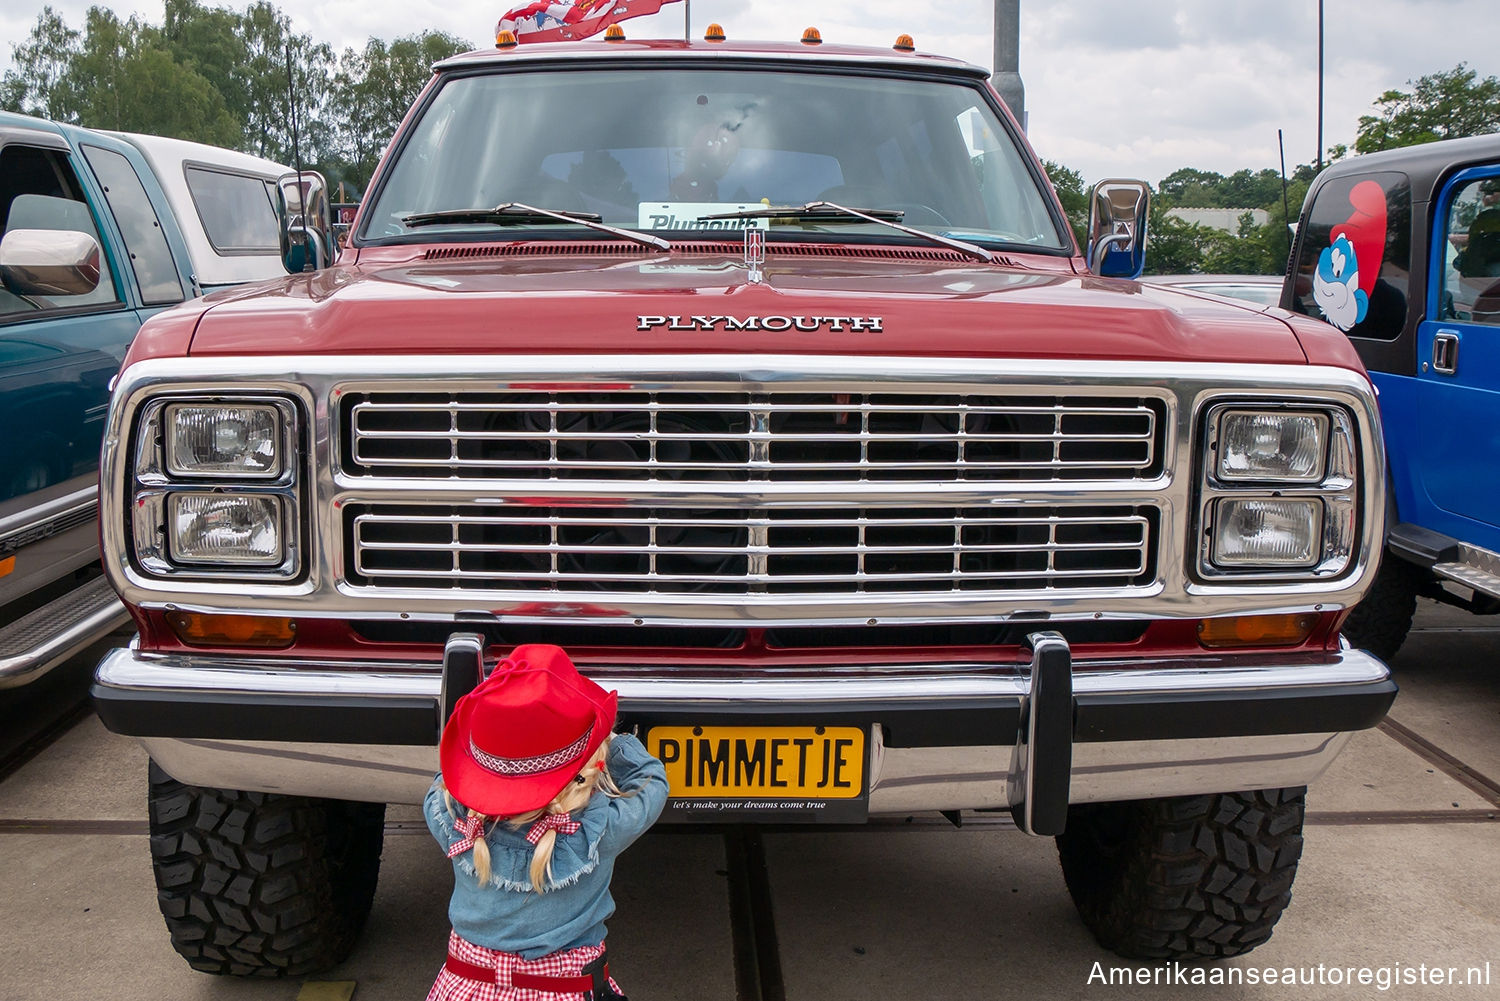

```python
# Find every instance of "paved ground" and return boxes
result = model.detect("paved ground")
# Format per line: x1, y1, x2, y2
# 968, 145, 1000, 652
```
1, 599, 1496, 1001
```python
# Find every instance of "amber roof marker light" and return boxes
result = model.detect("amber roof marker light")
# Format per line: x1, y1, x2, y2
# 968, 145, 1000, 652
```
801, 27, 822, 45
604, 24, 626, 41
704, 23, 726, 42
894, 33, 915, 52
495, 29, 518, 48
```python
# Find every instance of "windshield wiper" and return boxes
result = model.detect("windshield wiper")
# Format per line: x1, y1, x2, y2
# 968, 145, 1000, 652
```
701, 201, 992, 262
402, 202, 670, 251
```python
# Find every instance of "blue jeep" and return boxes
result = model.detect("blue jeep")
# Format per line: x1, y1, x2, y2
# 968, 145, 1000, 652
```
0, 113, 286, 688
1283, 134, 1500, 659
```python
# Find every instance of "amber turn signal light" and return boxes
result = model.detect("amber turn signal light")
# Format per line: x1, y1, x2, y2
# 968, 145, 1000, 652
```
894, 33, 915, 51
801, 27, 822, 45
168, 612, 297, 649
704, 23, 726, 42
495, 29, 518, 48
604, 24, 626, 41
1197, 613, 1318, 648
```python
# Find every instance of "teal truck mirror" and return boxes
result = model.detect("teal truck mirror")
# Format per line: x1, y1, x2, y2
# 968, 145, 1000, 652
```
1088, 179, 1150, 279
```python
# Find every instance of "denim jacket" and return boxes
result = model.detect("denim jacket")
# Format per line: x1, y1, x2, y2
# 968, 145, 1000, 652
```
425, 733, 669, 959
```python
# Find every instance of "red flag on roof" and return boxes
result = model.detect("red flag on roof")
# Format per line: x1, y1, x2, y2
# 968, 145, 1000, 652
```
497, 0, 682, 43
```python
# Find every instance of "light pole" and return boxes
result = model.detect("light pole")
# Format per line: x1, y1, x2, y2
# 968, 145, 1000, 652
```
1317, 0, 1324, 170
993, 0, 1025, 129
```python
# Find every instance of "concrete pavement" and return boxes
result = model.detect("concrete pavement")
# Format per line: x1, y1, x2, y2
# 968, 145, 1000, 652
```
1, 598, 1496, 1000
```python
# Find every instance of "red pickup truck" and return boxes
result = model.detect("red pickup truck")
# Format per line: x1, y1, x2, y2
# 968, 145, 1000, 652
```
92, 35, 1394, 977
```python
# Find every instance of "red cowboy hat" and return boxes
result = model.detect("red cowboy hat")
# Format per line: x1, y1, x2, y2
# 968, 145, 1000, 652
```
440, 644, 617, 817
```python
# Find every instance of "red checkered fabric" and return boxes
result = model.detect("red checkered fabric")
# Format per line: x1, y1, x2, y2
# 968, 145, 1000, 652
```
426, 931, 624, 1001
525, 812, 581, 845
447, 814, 488, 859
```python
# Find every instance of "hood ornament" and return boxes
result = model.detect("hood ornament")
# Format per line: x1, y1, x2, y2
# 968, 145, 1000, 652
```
744, 227, 766, 284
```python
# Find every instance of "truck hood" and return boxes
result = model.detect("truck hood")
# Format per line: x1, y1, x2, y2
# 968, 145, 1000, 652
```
186, 249, 1309, 364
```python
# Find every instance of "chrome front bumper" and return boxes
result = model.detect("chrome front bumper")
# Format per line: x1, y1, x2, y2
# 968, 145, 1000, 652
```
93, 641, 1394, 824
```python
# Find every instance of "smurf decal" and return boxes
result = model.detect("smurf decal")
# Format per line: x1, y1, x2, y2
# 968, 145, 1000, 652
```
1314, 235, 1367, 330
1312, 179, 1388, 332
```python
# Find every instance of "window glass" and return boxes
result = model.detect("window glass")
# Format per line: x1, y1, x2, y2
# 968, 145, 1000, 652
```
1289, 171, 1411, 340
80, 144, 184, 305
364, 68, 1067, 250
1439, 174, 1500, 326
185, 165, 281, 254
0, 145, 120, 321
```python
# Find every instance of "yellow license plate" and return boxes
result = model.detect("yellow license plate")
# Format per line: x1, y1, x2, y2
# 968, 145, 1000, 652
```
646, 726, 865, 799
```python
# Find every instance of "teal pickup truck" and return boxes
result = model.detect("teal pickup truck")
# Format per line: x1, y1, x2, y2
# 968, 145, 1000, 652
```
0, 112, 287, 688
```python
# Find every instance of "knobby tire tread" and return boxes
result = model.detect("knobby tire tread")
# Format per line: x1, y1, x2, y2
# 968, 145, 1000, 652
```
1340, 557, 1423, 663
1056, 788, 1306, 961
147, 762, 385, 977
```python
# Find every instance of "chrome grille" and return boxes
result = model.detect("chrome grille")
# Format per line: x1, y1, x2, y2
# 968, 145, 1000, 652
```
343, 391, 1164, 482
346, 504, 1156, 595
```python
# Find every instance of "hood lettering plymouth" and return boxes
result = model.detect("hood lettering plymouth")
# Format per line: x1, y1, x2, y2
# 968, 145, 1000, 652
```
637, 315, 884, 332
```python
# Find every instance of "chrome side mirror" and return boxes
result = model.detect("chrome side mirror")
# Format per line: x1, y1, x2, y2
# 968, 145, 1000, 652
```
1087, 179, 1150, 279
0, 228, 102, 295
277, 170, 335, 274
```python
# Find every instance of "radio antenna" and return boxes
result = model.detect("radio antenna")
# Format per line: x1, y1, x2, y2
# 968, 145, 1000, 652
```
1278, 128, 1293, 263
284, 44, 312, 272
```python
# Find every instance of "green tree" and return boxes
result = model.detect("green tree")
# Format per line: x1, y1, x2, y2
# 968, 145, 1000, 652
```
4, 6, 238, 145
1355, 63, 1500, 154
160, 0, 255, 131
1, 6, 81, 119
234, 2, 334, 165
1158, 167, 1226, 207
1143, 202, 1216, 275
1041, 158, 1087, 248
329, 31, 470, 187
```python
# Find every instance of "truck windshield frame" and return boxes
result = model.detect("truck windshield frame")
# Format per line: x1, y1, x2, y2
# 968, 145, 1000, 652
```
357, 62, 1071, 254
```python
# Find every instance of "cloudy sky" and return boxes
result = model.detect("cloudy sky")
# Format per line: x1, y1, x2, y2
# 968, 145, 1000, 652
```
2, 0, 1496, 184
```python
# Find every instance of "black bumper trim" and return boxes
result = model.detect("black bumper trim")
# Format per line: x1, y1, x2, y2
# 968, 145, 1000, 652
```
91, 683, 439, 745
92, 677, 1398, 749
1073, 679, 1397, 743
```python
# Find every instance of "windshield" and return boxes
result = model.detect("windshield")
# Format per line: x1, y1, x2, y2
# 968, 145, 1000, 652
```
361, 66, 1068, 251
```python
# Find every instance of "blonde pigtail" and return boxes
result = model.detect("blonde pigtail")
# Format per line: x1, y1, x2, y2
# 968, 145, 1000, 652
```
468, 810, 494, 885
529, 826, 559, 890
508, 734, 630, 893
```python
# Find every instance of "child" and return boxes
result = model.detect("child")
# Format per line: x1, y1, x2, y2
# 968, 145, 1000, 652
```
425, 643, 668, 1001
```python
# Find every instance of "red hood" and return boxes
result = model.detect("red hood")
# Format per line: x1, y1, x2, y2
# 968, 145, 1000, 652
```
183, 247, 1309, 364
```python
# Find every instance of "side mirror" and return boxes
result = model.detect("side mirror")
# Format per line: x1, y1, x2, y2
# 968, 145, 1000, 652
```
1087, 179, 1151, 279
277, 170, 335, 274
0, 228, 102, 295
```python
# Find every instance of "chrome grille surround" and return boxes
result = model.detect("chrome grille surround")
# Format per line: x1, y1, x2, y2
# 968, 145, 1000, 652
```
99, 355, 1387, 627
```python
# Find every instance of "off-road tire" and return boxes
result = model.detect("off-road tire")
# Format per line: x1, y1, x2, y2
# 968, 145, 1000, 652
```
147, 761, 386, 977
1056, 788, 1305, 961
1341, 555, 1424, 663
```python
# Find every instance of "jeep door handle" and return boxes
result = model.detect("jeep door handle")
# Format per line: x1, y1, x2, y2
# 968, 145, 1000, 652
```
1432, 330, 1459, 375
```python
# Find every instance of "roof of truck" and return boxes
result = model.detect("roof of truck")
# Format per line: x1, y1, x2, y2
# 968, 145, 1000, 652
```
435, 38, 991, 78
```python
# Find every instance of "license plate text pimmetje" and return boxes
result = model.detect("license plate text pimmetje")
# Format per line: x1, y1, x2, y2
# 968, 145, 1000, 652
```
647, 726, 865, 799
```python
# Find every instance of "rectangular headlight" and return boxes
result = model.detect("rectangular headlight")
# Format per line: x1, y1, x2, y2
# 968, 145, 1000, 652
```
169, 493, 283, 565
1212, 498, 1321, 567
165, 404, 281, 478
1217, 411, 1327, 482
